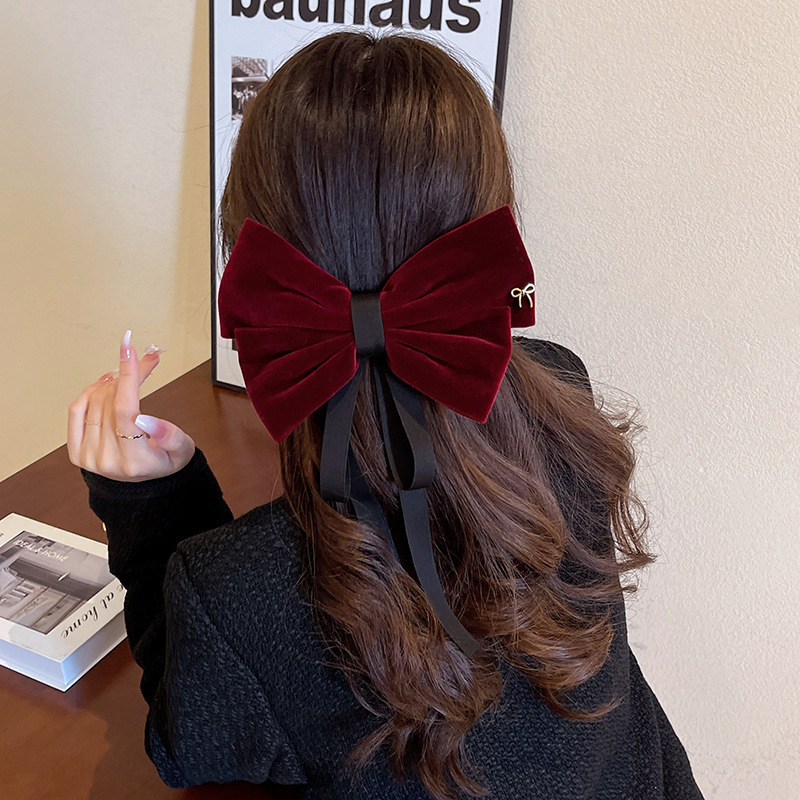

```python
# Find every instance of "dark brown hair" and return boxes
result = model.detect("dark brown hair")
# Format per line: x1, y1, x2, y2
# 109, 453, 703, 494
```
222, 32, 652, 800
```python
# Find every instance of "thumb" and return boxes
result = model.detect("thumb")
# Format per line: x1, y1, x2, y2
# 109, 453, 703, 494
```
134, 414, 196, 464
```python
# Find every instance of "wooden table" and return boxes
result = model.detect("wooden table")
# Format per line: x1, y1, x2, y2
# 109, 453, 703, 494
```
0, 362, 299, 800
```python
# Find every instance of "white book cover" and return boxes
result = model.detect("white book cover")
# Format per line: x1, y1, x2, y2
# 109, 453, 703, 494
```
0, 513, 127, 691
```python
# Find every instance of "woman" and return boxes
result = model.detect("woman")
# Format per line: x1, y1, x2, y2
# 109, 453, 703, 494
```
67, 32, 703, 800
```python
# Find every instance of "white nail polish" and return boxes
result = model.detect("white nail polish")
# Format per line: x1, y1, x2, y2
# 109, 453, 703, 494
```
121, 330, 132, 361
135, 414, 159, 435
143, 344, 166, 356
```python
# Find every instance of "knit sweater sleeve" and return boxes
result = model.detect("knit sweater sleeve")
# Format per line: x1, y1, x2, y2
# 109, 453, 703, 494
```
80, 450, 307, 788
142, 547, 307, 787
81, 449, 234, 652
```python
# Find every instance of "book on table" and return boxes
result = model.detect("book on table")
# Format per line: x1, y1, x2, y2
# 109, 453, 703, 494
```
0, 513, 126, 691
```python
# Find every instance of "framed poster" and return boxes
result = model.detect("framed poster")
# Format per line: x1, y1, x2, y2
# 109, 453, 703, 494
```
211, 0, 515, 390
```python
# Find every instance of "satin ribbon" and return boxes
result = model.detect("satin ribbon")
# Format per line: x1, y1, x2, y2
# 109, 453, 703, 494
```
319, 292, 481, 657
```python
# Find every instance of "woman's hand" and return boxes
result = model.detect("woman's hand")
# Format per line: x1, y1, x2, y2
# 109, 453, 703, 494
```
67, 331, 196, 482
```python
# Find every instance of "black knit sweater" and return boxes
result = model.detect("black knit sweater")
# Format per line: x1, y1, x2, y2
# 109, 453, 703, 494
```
82, 339, 704, 799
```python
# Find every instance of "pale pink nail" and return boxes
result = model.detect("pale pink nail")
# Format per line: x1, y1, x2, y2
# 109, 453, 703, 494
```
120, 330, 132, 361
97, 372, 115, 383
134, 414, 162, 437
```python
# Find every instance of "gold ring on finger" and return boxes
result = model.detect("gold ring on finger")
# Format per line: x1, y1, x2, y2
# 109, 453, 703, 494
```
115, 429, 150, 440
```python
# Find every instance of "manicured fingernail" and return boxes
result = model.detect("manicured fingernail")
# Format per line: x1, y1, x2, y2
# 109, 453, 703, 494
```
134, 414, 160, 436
97, 372, 115, 383
143, 344, 166, 358
121, 330, 132, 361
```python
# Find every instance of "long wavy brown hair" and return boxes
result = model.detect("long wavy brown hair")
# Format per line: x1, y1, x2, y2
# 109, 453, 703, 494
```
221, 31, 652, 800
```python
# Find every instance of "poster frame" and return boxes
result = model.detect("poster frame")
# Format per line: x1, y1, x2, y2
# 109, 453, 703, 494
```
210, 0, 515, 392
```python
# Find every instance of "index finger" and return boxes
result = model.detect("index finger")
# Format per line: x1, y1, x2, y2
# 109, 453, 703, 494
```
66, 370, 117, 460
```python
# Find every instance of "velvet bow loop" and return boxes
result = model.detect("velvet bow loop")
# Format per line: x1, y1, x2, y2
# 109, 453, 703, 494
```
217, 205, 535, 443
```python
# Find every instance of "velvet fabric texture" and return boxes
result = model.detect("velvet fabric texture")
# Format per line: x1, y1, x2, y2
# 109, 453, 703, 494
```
218, 205, 535, 442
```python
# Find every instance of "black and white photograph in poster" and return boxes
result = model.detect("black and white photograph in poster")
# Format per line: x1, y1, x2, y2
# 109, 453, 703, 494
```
231, 56, 269, 119
211, 0, 515, 390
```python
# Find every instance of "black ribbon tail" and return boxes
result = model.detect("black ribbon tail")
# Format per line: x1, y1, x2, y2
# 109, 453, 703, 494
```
319, 361, 396, 556
372, 360, 482, 658
373, 366, 435, 489
319, 351, 482, 658
347, 448, 397, 559
399, 487, 481, 658
319, 360, 366, 502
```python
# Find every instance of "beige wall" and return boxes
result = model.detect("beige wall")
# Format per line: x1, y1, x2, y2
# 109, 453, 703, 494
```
2, 1, 798, 797
503, 2, 800, 797
0, 2, 211, 481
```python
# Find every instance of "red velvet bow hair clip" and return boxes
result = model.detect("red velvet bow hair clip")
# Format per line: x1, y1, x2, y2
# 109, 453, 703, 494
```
218, 205, 535, 657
